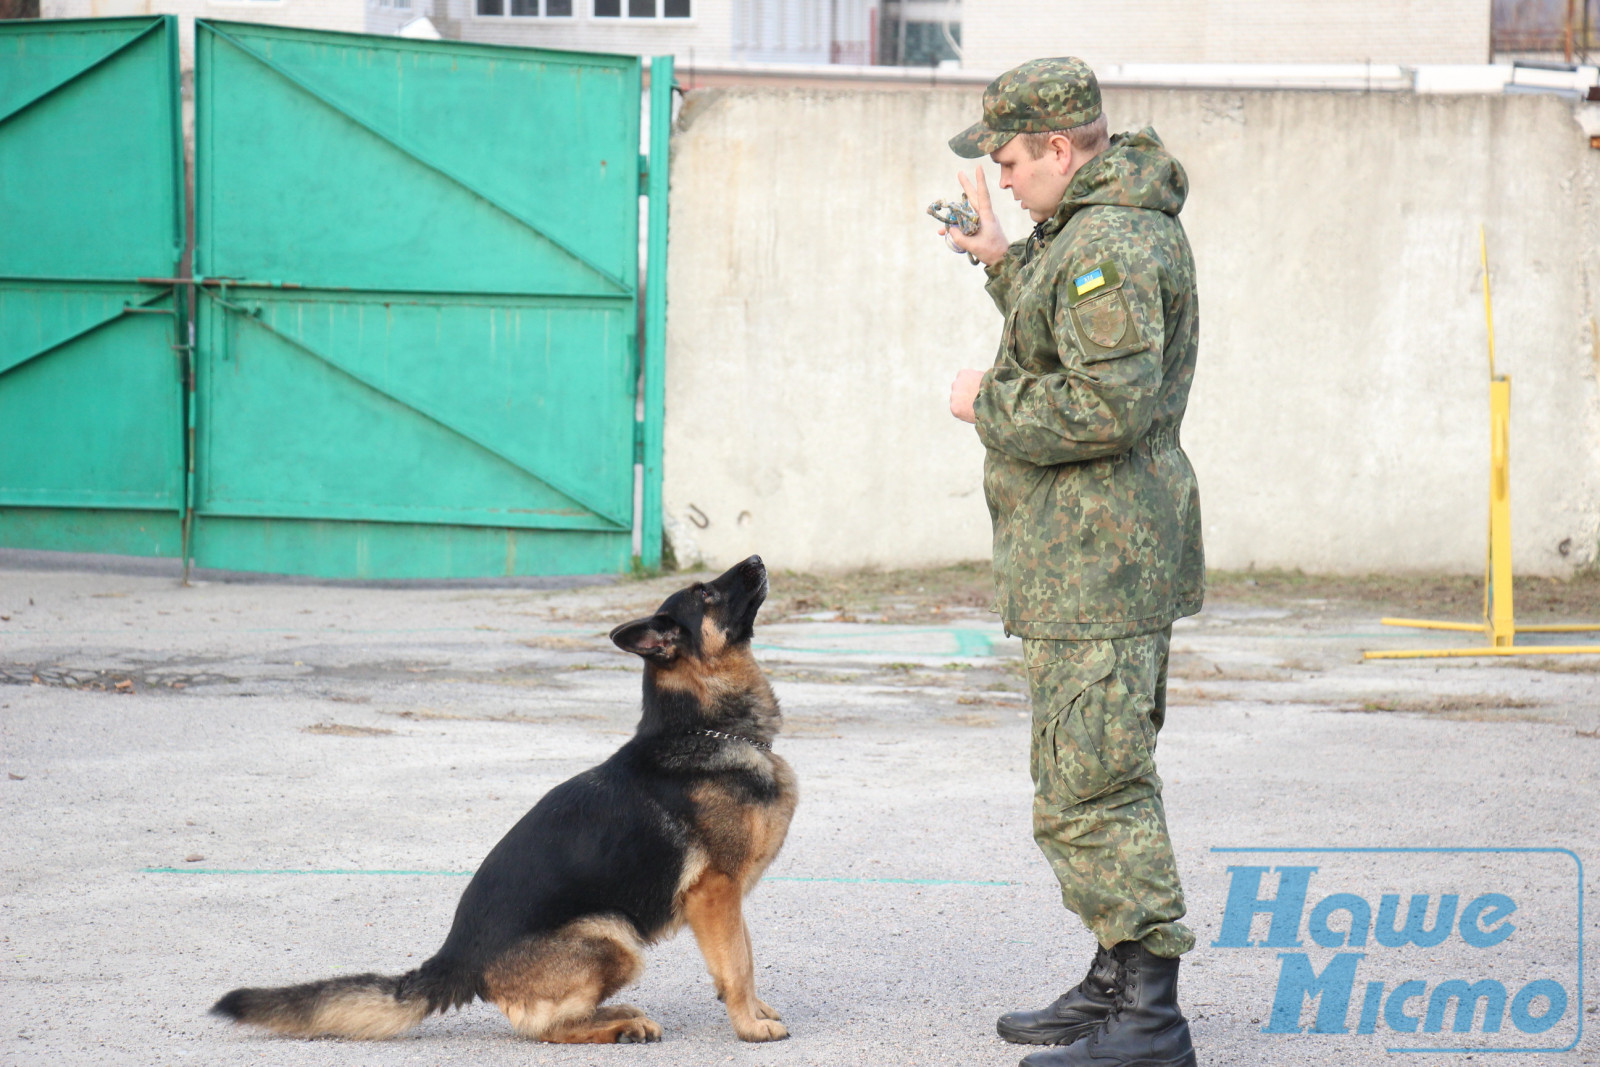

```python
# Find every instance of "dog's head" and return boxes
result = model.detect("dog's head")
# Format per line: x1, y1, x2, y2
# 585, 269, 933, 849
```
609, 555, 768, 666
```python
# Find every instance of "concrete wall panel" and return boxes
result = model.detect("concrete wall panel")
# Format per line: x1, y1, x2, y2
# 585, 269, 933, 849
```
664, 86, 1600, 577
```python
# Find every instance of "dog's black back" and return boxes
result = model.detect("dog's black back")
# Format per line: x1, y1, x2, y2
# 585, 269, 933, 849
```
433, 756, 692, 980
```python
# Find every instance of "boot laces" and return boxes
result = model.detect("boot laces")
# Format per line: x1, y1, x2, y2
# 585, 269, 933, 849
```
1058, 945, 1113, 1002
1085, 945, 1116, 995
1089, 949, 1138, 1042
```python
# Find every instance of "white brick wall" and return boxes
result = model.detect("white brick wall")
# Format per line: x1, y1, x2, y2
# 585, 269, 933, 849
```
963, 0, 1492, 71
41, 0, 367, 70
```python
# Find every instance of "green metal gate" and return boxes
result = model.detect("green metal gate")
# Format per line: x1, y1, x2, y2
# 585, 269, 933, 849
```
0, 16, 186, 557
0, 17, 670, 579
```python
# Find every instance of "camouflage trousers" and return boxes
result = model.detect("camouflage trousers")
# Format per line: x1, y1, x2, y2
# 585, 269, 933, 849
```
1024, 626, 1195, 959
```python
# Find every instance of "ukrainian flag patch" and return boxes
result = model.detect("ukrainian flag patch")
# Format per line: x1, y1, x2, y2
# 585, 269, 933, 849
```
1073, 268, 1106, 295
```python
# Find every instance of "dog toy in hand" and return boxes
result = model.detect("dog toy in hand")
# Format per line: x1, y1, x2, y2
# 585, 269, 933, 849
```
927, 195, 981, 264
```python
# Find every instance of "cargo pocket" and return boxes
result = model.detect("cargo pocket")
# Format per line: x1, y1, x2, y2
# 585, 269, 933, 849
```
1026, 639, 1156, 803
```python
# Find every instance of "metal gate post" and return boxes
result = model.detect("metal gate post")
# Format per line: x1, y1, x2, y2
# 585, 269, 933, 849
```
640, 54, 673, 571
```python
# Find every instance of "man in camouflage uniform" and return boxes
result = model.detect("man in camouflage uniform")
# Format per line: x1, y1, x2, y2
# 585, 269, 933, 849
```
938, 58, 1202, 1067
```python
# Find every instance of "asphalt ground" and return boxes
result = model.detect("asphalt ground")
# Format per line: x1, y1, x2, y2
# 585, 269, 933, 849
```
2, 551, 1598, 1066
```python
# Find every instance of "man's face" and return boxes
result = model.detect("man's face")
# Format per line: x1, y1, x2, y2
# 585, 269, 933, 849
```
991, 135, 1073, 224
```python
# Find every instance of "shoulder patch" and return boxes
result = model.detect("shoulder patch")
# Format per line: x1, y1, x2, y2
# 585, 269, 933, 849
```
1066, 260, 1125, 306
1064, 258, 1138, 361
1077, 291, 1128, 348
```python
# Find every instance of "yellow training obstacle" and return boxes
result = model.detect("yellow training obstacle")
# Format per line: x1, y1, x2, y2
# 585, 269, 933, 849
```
1365, 229, 1600, 660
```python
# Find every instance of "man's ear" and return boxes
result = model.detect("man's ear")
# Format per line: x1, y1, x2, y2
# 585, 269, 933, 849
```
1048, 132, 1075, 173
609, 614, 684, 662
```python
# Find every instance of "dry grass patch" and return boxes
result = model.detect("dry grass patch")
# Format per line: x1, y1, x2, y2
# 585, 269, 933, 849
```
1353, 695, 1541, 714
384, 708, 604, 724
1207, 569, 1600, 622
303, 722, 393, 737
940, 712, 999, 727
509, 564, 1600, 633
1506, 657, 1600, 674
519, 635, 604, 651
1166, 686, 1236, 705
764, 667, 866, 685
1168, 655, 1291, 682
1337, 694, 1552, 723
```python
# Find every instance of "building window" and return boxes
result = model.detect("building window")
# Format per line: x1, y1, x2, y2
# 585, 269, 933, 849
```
477, 0, 572, 15
594, 0, 689, 17
903, 20, 958, 65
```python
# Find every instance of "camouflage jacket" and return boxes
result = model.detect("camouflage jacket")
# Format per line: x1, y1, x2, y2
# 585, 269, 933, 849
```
973, 128, 1204, 639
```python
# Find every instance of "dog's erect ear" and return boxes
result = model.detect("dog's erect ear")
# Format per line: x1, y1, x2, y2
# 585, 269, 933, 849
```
609, 614, 685, 662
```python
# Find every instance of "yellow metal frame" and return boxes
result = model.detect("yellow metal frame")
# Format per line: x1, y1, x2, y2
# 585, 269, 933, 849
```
1365, 229, 1600, 660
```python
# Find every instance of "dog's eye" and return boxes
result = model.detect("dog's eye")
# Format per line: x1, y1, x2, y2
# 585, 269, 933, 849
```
698, 587, 717, 604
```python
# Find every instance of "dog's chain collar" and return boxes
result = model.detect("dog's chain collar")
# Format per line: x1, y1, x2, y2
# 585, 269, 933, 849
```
687, 728, 772, 751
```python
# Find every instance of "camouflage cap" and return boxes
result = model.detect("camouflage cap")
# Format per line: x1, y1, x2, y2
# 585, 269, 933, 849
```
949, 57, 1102, 158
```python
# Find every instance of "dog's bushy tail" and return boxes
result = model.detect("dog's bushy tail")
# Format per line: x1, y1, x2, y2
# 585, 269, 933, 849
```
211, 957, 476, 1040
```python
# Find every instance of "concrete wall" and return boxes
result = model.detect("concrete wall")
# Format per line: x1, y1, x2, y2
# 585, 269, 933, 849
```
961, 0, 1493, 70
663, 86, 1600, 576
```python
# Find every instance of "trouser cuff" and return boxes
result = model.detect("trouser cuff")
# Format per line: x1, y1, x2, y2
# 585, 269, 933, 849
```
1131, 923, 1195, 958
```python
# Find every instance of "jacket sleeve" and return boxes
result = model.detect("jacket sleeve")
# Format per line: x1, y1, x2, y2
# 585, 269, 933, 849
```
972, 245, 1166, 467
982, 237, 1031, 316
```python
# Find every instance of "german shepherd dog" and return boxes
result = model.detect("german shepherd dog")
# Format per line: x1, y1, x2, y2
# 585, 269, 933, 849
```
212, 555, 796, 1044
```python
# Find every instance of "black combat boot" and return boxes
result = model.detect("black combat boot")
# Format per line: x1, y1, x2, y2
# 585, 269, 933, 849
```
996, 944, 1119, 1045
1018, 942, 1197, 1067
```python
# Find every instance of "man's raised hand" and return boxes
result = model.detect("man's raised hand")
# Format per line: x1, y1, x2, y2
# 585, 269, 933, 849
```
946, 167, 1009, 267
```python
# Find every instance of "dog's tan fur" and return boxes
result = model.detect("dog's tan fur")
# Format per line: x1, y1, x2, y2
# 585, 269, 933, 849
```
276, 989, 429, 1040
651, 635, 773, 706
682, 870, 786, 1041
484, 917, 659, 1043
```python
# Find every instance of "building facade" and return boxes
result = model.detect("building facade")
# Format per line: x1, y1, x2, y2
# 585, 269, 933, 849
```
962, 0, 1494, 70
37, 0, 1599, 73
40, 0, 363, 68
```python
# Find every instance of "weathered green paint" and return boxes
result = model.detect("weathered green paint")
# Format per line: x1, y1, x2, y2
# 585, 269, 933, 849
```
0, 17, 185, 557
2, 19, 657, 580
0, 506, 186, 558
640, 55, 672, 571
189, 22, 647, 578
193, 516, 628, 580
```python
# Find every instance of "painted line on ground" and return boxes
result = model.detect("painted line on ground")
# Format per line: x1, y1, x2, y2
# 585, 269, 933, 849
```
140, 867, 1016, 886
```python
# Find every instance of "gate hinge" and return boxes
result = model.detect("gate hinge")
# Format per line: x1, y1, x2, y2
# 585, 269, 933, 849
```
633, 419, 645, 464
639, 153, 650, 194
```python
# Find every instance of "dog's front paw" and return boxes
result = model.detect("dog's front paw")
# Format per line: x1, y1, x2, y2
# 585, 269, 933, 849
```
614, 1017, 663, 1044
735, 1018, 788, 1042
753, 997, 781, 1021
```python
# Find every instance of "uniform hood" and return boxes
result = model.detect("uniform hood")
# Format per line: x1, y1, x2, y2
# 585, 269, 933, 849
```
1044, 127, 1187, 234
